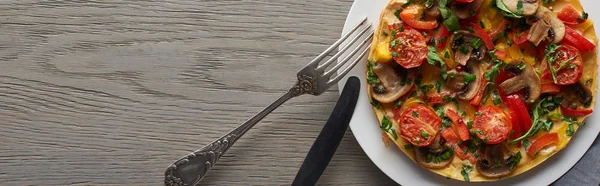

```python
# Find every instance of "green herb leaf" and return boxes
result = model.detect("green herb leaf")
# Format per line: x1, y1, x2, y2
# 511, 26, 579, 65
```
516, 0, 524, 15
413, 111, 420, 117
404, 144, 414, 149
471, 38, 483, 49
541, 120, 554, 131
459, 45, 469, 54
367, 61, 380, 85
566, 123, 575, 136
427, 46, 448, 80
391, 130, 399, 140
381, 116, 392, 131
461, 165, 473, 182
390, 51, 399, 57
394, 9, 402, 20
439, 0, 460, 31
394, 100, 403, 108
495, 0, 524, 18
371, 98, 383, 109
464, 74, 477, 84
578, 11, 589, 22
421, 131, 429, 139
508, 152, 522, 170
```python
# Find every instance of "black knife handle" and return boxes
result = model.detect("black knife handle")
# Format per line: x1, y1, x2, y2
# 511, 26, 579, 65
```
292, 76, 361, 186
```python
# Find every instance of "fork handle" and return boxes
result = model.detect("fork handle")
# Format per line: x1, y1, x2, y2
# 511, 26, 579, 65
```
164, 77, 317, 186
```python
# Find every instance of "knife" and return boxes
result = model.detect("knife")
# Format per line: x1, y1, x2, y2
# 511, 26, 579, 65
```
292, 76, 361, 186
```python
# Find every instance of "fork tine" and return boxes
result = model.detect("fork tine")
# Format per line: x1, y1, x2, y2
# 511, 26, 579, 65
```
304, 17, 368, 67
327, 35, 373, 85
323, 30, 373, 78
316, 24, 372, 71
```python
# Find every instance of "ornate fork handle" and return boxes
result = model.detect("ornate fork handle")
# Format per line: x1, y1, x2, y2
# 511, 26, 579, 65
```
164, 76, 317, 186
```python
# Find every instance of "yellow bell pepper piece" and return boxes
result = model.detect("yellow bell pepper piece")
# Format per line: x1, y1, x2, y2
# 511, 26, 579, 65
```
375, 42, 393, 63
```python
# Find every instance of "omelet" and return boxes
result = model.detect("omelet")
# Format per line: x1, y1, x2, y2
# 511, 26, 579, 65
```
366, 0, 598, 182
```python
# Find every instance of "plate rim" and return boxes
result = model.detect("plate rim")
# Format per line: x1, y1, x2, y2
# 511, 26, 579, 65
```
337, 0, 600, 185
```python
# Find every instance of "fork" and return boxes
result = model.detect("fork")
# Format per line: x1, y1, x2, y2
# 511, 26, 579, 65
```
164, 17, 373, 186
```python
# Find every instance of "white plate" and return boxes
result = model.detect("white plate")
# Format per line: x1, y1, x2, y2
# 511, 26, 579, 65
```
337, 0, 600, 185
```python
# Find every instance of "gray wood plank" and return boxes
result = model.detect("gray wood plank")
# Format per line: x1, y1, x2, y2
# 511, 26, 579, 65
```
0, 0, 397, 185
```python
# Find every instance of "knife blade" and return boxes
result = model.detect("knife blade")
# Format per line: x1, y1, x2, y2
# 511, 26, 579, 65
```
291, 76, 361, 186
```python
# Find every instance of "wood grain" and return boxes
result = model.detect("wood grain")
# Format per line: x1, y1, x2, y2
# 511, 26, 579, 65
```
0, 0, 397, 185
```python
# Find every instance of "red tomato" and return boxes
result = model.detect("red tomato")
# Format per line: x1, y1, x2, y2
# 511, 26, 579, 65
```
527, 133, 559, 157
400, 4, 439, 30
399, 105, 442, 146
390, 26, 428, 69
561, 107, 593, 117
445, 109, 470, 141
473, 106, 513, 144
470, 23, 495, 50
558, 5, 584, 25
546, 44, 583, 85
455, 0, 474, 2
563, 26, 596, 53
541, 82, 561, 94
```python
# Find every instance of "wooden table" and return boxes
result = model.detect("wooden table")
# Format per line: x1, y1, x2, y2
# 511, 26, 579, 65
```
0, 1, 398, 185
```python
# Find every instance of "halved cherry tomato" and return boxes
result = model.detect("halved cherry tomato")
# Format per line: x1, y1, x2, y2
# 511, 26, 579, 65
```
445, 109, 470, 141
545, 44, 583, 85
390, 26, 428, 69
505, 94, 533, 133
400, 4, 439, 30
471, 23, 495, 50
473, 106, 512, 144
454, 0, 474, 2
490, 19, 509, 39
563, 26, 596, 53
437, 26, 451, 49
527, 133, 559, 157
561, 106, 593, 117
558, 5, 584, 25
399, 105, 442, 146
541, 82, 561, 94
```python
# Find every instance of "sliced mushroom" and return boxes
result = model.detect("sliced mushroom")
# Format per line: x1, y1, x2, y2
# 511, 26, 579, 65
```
527, 6, 565, 45
528, 18, 552, 45
371, 63, 415, 103
450, 0, 485, 19
457, 60, 483, 101
476, 145, 517, 178
498, 60, 542, 102
502, 0, 540, 16
445, 70, 469, 90
415, 136, 454, 169
560, 81, 593, 108
451, 31, 487, 66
